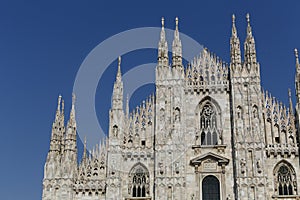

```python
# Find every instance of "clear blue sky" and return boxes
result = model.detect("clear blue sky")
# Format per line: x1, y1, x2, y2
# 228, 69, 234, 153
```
0, 1, 300, 199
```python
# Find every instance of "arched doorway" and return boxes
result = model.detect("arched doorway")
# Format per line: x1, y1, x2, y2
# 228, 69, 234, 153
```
202, 175, 220, 200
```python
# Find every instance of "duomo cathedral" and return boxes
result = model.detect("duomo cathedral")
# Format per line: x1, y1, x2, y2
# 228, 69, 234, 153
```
42, 14, 300, 200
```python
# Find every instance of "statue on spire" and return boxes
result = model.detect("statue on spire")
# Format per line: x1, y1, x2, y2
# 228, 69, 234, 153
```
112, 56, 124, 111
158, 17, 168, 68
230, 14, 241, 73
246, 13, 252, 37
172, 17, 182, 69
232, 14, 237, 37
116, 56, 122, 82
244, 13, 257, 68
295, 48, 299, 69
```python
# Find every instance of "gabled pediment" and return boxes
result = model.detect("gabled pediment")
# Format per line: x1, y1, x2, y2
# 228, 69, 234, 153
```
190, 152, 229, 166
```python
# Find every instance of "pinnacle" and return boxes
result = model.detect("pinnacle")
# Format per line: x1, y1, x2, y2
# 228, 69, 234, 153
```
175, 17, 179, 30
116, 56, 122, 82
231, 14, 238, 38
246, 13, 250, 24
295, 48, 299, 66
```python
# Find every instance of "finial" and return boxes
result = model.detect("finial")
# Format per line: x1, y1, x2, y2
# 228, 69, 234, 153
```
61, 100, 64, 112
126, 94, 129, 117
116, 56, 122, 81
175, 17, 179, 30
246, 13, 250, 24
82, 136, 87, 162
245, 13, 253, 39
295, 48, 299, 65
72, 93, 76, 107
57, 95, 62, 110
118, 56, 121, 67
161, 17, 164, 27
288, 88, 294, 114
232, 14, 236, 24
84, 136, 87, 154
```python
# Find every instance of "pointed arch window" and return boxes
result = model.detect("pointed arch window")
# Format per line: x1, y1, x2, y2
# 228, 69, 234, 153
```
129, 163, 149, 197
200, 102, 219, 145
274, 161, 297, 196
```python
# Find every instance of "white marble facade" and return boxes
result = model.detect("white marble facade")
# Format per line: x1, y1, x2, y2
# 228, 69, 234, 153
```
42, 15, 300, 200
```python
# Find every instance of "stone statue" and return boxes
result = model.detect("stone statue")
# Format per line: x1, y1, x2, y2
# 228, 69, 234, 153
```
240, 158, 246, 174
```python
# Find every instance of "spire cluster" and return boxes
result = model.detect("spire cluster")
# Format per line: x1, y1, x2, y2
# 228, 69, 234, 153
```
123, 94, 155, 148
74, 139, 107, 194
262, 89, 296, 142
45, 94, 78, 181
157, 17, 183, 69
185, 49, 229, 91
230, 13, 258, 75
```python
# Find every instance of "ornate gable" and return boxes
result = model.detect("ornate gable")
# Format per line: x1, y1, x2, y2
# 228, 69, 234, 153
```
190, 152, 229, 166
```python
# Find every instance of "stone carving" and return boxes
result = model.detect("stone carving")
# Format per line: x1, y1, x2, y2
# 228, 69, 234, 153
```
158, 162, 164, 175
174, 108, 180, 122
256, 159, 262, 173
113, 125, 118, 137
240, 158, 246, 174
253, 106, 258, 118
191, 193, 195, 200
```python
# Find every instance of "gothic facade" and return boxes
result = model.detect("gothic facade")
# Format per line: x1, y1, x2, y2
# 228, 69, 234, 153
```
42, 15, 300, 200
